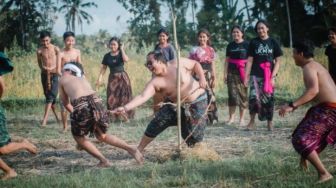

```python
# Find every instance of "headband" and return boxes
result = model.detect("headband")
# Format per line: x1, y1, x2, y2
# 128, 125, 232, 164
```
63, 63, 82, 77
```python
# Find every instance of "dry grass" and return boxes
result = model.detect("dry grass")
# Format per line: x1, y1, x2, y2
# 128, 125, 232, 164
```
3, 47, 325, 101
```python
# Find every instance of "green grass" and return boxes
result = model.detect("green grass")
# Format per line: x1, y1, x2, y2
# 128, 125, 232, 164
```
1, 149, 335, 188
0, 47, 334, 187
0, 105, 335, 187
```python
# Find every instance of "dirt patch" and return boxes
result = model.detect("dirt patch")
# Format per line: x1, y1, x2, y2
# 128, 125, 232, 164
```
1, 110, 299, 177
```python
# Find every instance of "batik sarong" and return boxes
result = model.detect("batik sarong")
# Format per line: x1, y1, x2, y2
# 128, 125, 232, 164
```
292, 103, 336, 158
107, 71, 134, 120
0, 105, 11, 147
200, 64, 218, 124
248, 76, 274, 121
70, 94, 109, 137
145, 92, 208, 147
41, 72, 58, 104
227, 69, 248, 109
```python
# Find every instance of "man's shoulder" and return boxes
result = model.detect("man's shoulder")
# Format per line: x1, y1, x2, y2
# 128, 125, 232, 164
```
304, 61, 325, 72
36, 47, 43, 54
53, 45, 60, 52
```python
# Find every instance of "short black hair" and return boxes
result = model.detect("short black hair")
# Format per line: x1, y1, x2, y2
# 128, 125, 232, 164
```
157, 28, 169, 37
254, 19, 270, 33
293, 39, 315, 58
147, 50, 167, 64
63, 31, 75, 41
328, 27, 336, 33
39, 31, 51, 39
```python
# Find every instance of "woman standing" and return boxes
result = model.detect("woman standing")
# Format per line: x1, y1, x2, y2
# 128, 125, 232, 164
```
244, 20, 283, 131
224, 26, 249, 126
152, 28, 176, 113
325, 27, 336, 83
96, 37, 134, 121
189, 29, 218, 124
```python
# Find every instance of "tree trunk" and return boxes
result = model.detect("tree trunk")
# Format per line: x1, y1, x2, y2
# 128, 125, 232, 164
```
243, 0, 252, 26
285, 0, 293, 48
191, 0, 196, 30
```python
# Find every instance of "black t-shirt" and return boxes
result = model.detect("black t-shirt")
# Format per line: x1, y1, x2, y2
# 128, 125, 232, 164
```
248, 37, 283, 77
226, 41, 249, 72
102, 52, 124, 73
325, 45, 336, 77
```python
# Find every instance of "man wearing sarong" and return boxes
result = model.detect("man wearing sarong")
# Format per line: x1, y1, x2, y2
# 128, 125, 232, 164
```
279, 39, 336, 183
36, 31, 61, 127
0, 51, 37, 180
113, 51, 207, 153
59, 62, 143, 167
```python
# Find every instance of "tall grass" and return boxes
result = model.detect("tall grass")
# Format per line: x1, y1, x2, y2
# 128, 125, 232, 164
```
2, 47, 328, 104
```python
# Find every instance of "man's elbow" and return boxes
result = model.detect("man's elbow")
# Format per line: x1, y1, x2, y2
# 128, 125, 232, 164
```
308, 88, 319, 98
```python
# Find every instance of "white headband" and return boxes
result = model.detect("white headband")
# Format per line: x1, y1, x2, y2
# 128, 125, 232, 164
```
63, 63, 82, 77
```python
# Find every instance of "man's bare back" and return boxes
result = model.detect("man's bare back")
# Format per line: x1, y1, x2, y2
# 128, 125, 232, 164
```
303, 61, 336, 103
59, 74, 95, 101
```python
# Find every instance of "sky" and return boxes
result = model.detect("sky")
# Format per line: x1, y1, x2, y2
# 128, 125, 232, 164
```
53, 0, 244, 36
54, 0, 132, 36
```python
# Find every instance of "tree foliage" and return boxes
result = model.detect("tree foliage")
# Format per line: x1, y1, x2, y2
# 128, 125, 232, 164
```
0, 0, 45, 50
1, 0, 336, 52
58, 0, 97, 33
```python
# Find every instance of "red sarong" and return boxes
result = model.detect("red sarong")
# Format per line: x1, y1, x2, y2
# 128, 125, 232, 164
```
292, 102, 336, 158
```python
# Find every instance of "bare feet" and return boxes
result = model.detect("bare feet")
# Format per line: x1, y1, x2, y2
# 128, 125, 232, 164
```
62, 127, 68, 133
129, 146, 144, 165
23, 139, 38, 154
239, 120, 245, 127
226, 117, 235, 125
300, 158, 309, 172
97, 160, 112, 168
1, 169, 17, 180
267, 122, 273, 131
245, 121, 255, 131
41, 119, 47, 128
317, 173, 333, 184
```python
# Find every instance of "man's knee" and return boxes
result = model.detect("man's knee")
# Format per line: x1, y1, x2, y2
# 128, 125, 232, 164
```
0, 146, 8, 155
95, 133, 107, 142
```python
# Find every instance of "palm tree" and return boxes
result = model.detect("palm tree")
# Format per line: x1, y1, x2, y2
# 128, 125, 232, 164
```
58, 0, 97, 32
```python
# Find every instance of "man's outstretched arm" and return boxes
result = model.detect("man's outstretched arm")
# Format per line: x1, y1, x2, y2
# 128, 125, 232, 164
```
114, 81, 156, 113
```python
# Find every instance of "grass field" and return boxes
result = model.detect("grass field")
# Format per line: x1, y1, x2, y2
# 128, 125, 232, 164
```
0, 48, 335, 187
0, 104, 336, 188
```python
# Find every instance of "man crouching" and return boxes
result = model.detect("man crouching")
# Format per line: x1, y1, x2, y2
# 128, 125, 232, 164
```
59, 62, 143, 167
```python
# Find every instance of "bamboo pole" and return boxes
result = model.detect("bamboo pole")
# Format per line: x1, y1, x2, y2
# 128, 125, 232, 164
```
171, 10, 182, 151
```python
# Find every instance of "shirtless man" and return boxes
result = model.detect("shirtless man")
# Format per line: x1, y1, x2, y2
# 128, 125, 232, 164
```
113, 51, 207, 153
0, 52, 37, 180
59, 62, 143, 167
279, 39, 336, 183
60, 31, 81, 132
36, 31, 61, 127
